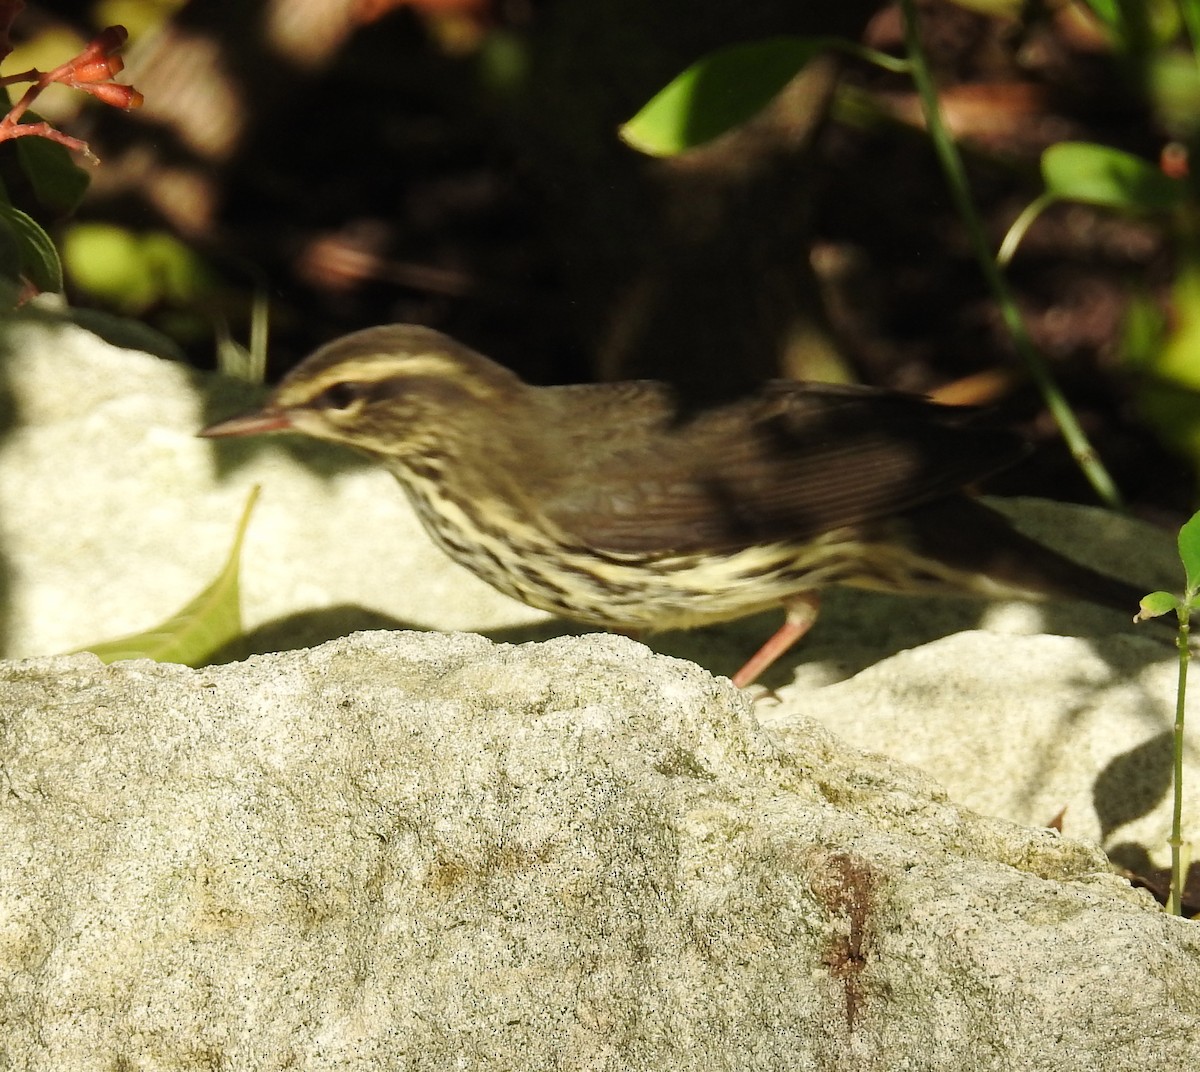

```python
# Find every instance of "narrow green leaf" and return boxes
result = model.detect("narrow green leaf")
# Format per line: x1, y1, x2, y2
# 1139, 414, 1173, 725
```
620, 37, 829, 157
1075, 0, 1120, 29
215, 287, 270, 384
0, 201, 63, 292
997, 191, 1056, 266
1178, 509, 1200, 591
1041, 142, 1185, 214
1136, 590, 1181, 621
78, 486, 261, 667
940, 0, 1024, 16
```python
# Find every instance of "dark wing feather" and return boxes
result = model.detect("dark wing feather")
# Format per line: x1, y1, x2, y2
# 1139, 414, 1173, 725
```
536, 381, 1029, 554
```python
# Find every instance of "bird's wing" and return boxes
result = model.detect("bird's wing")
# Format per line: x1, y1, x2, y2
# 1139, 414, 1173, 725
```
537, 381, 1030, 555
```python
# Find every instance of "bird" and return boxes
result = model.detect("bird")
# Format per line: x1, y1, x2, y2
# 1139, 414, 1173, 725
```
199, 323, 1147, 687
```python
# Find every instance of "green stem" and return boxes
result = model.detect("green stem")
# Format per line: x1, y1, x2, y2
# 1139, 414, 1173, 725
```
997, 193, 1057, 269
897, 0, 1124, 510
829, 40, 912, 75
1169, 603, 1191, 916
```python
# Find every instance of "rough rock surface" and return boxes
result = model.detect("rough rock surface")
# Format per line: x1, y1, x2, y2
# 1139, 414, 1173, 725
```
762, 629, 1190, 870
3, 631, 1199, 1070
4, 317, 1199, 1066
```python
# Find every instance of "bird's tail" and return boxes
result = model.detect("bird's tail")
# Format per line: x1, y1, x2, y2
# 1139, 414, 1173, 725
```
901, 494, 1154, 621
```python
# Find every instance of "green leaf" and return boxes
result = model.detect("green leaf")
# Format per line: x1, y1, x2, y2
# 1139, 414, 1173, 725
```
1129, 375, 1200, 465
214, 289, 270, 384
1076, 0, 1120, 29
1136, 590, 1181, 621
62, 224, 215, 313
0, 212, 23, 286
1041, 142, 1185, 214
14, 130, 91, 217
620, 37, 829, 157
1152, 51, 1200, 141
0, 200, 63, 292
61, 222, 149, 308
1178, 509, 1200, 592
77, 486, 261, 666
940, 0, 1023, 17
1075, 0, 1180, 51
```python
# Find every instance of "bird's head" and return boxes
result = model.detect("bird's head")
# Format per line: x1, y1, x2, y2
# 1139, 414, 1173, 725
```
200, 325, 523, 460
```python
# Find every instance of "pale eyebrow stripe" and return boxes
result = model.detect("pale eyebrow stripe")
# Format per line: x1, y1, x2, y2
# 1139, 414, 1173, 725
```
278, 352, 468, 402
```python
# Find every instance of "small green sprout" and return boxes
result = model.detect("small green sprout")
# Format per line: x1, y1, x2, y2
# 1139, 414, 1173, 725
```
1135, 510, 1200, 916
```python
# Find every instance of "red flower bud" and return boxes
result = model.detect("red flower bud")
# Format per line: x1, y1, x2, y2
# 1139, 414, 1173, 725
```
80, 81, 143, 109
79, 25, 128, 61
68, 56, 122, 85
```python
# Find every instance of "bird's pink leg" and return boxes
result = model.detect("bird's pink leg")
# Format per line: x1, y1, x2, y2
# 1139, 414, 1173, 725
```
731, 592, 821, 688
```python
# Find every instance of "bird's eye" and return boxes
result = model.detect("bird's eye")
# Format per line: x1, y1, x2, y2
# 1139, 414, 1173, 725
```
314, 381, 369, 411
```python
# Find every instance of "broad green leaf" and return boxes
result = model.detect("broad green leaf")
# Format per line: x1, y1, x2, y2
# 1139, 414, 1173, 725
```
1119, 288, 1167, 374
78, 486, 261, 666
62, 223, 214, 313
140, 231, 217, 303
620, 37, 829, 157
1129, 376, 1200, 465
1178, 510, 1200, 592
1151, 51, 1200, 141
62, 222, 157, 311
1136, 590, 1180, 620
1130, 258, 1200, 465
14, 129, 91, 217
1041, 142, 1184, 214
0, 201, 63, 292
1149, 265, 1200, 387
0, 213, 23, 286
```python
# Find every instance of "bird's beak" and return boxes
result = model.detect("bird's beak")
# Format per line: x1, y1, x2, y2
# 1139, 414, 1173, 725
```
198, 407, 294, 438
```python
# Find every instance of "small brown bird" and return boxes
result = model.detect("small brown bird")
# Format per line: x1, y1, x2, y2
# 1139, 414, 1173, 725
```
200, 324, 1144, 686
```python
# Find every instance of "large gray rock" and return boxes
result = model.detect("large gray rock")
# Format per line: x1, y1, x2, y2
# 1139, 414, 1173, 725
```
763, 630, 1189, 866
3, 631, 1198, 1070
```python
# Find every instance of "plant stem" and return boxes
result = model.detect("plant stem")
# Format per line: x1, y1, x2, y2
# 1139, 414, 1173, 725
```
832, 40, 912, 75
0, 67, 38, 86
897, 0, 1123, 510
1169, 604, 1191, 915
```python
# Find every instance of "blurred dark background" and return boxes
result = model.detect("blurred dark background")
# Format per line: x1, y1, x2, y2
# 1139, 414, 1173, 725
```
13, 0, 1195, 524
